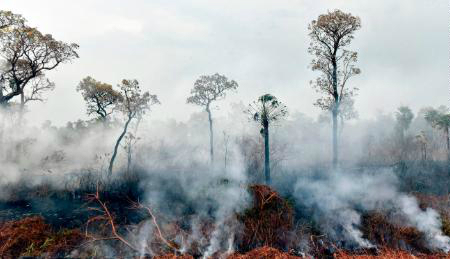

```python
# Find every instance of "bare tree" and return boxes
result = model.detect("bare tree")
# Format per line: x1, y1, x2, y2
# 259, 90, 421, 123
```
108, 79, 159, 177
0, 10, 79, 108
308, 9, 361, 168
248, 94, 287, 185
77, 76, 122, 122
187, 73, 238, 164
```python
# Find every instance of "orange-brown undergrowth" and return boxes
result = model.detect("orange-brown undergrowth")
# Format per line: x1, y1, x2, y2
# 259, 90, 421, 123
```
335, 248, 450, 259
0, 216, 84, 258
153, 254, 194, 259
152, 247, 450, 259
415, 193, 450, 237
228, 246, 300, 259
237, 185, 294, 251
362, 211, 426, 252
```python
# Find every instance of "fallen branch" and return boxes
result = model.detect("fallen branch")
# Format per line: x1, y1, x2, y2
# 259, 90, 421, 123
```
85, 182, 137, 252
130, 200, 180, 251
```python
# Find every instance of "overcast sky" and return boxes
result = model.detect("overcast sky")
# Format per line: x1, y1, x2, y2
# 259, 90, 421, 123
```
2, 0, 448, 126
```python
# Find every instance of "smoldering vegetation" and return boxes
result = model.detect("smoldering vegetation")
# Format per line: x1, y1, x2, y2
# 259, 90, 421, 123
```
1, 102, 450, 258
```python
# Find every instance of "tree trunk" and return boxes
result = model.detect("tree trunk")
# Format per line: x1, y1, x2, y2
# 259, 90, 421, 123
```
263, 121, 270, 185
0, 85, 3, 104
224, 133, 228, 171
446, 126, 449, 162
19, 92, 25, 124
108, 116, 132, 177
332, 58, 339, 169
332, 109, 338, 168
206, 105, 214, 164
127, 144, 132, 175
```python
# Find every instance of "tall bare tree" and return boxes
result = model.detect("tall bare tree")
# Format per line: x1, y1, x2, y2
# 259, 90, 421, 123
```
0, 10, 79, 108
187, 73, 238, 164
248, 94, 287, 185
108, 79, 159, 177
77, 76, 122, 122
308, 9, 361, 168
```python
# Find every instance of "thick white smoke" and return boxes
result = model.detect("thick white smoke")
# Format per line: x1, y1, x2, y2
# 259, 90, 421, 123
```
293, 169, 450, 252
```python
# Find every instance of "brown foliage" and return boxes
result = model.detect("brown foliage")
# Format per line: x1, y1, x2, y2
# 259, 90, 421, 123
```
0, 11, 79, 104
361, 212, 426, 252
414, 194, 450, 237
227, 246, 301, 259
0, 216, 83, 258
153, 254, 194, 259
77, 76, 122, 120
236, 185, 294, 251
335, 248, 450, 259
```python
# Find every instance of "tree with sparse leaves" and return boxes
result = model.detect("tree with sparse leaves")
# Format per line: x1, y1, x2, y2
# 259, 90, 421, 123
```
308, 9, 361, 168
108, 79, 159, 177
248, 94, 287, 185
0, 10, 79, 109
187, 73, 238, 164
77, 76, 122, 122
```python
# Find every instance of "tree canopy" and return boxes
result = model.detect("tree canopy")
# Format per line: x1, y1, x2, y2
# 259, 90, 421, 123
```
0, 10, 79, 105
187, 73, 238, 107
308, 9, 361, 112
249, 94, 288, 130
77, 76, 122, 121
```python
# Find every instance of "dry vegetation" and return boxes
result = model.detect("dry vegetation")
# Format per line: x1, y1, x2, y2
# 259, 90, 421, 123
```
0, 216, 84, 258
2, 184, 450, 258
237, 185, 294, 251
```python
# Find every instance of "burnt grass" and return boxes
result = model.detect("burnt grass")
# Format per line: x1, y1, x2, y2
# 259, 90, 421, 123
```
0, 170, 149, 229
0, 161, 450, 257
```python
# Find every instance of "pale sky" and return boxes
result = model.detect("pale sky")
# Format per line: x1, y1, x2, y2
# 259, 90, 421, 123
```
2, 0, 448, 126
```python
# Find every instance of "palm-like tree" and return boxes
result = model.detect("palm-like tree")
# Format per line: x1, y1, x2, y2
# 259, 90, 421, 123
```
248, 94, 287, 185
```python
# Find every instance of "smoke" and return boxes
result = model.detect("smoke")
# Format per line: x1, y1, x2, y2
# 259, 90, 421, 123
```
397, 195, 450, 252
293, 168, 450, 252
1, 103, 450, 255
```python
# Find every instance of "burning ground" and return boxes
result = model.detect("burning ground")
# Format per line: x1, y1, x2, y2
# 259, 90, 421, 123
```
1, 162, 450, 258
2, 107, 450, 258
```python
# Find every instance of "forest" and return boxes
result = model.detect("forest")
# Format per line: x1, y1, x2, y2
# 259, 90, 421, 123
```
1, 5, 450, 259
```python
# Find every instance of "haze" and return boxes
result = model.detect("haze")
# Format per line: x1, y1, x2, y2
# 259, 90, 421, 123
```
2, 0, 448, 126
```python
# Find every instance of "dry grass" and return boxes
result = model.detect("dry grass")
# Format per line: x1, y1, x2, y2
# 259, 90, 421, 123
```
0, 216, 84, 258
335, 248, 450, 258
361, 212, 426, 251
227, 246, 301, 259
153, 254, 194, 259
414, 193, 450, 237
237, 185, 294, 251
